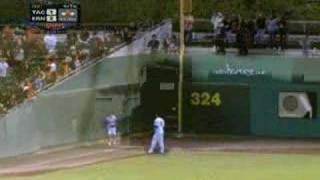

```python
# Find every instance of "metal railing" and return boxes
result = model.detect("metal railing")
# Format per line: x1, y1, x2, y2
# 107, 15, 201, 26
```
192, 18, 320, 35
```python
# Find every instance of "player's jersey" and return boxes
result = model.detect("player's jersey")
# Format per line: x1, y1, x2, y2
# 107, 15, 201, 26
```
105, 115, 117, 129
153, 117, 165, 134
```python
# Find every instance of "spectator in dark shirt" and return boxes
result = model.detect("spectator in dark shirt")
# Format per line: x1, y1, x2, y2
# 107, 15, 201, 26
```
231, 14, 240, 33
2, 26, 16, 61
255, 14, 266, 45
224, 16, 235, 45
148, 34, 160, 53
216, 15, 226, 54
237, 21, 249, 56
247, 19, 256, 46
279, 15, 288, 50
184, 13, 194, 45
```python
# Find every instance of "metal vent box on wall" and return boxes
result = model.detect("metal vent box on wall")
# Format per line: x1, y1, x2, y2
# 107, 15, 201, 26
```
279, 92, 315, 119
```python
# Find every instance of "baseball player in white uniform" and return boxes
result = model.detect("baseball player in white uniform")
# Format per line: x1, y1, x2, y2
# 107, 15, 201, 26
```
148, 115, 165, 154
105, 114, 118, 146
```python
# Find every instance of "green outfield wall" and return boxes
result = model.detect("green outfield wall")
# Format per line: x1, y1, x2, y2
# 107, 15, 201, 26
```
184, 82, 250, 134
2, 51, 320, 159
190, 51, 320, 137
125, 51, 320, 138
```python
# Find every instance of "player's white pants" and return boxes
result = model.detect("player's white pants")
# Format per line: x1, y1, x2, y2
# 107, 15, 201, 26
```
108, 127, 117, 136
148, 132, 164, 154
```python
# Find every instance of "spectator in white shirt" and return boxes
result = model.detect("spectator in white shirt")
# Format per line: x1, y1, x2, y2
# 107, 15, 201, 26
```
44, 32, 58, 53
74, 58, 81, 70
49, 61, 57, 73
212, 12, 224, 36
0, 58, 9, 78
47, 57, 57, 82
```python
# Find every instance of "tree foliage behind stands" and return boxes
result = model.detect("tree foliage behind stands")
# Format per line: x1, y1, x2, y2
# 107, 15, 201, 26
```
80, 0, 178, 23
0, 0, 27, 24
0, 0, 320, 24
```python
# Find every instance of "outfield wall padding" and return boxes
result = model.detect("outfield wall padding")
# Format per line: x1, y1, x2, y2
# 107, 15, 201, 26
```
184, 83, 251, 135
191, 52, 320, 138
251, 83, 320, 138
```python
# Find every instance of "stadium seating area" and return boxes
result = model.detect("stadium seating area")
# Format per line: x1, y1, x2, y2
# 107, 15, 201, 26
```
0, 24, 140, 114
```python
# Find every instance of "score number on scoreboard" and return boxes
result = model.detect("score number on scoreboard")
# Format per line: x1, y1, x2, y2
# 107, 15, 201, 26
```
29, 3, 80, 31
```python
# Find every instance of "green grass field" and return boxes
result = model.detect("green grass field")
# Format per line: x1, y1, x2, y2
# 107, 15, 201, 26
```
2, 151, 320, 180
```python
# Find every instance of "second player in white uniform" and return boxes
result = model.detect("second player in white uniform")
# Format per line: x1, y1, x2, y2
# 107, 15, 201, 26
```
148, 115, 165, 154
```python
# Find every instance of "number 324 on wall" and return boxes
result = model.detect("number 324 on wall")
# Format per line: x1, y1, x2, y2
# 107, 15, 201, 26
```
190, 92, 222, 107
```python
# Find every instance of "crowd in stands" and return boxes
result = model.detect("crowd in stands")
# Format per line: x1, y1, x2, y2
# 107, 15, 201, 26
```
0, 24, 139, 114
184, 12, 293, 55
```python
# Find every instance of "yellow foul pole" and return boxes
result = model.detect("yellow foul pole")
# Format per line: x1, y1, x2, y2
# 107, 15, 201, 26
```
178, 0, 185, 136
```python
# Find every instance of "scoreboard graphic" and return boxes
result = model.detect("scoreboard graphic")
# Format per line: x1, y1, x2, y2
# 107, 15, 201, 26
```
29, 3, 80, 31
